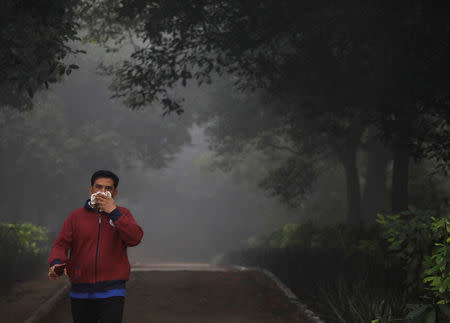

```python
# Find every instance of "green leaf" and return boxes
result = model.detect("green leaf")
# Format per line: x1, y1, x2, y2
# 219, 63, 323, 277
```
443, 276, 450, 287
424, 276, 439, 283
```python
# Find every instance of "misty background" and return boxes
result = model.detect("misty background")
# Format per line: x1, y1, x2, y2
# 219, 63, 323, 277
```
1, 44, 299, 263
2, 2, 450, 322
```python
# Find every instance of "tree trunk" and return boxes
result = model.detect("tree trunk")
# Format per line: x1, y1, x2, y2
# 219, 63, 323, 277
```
341, 147, 362, 224
335, 125, 363, 225
362, 139, 390, 222
391, 144, 410, 213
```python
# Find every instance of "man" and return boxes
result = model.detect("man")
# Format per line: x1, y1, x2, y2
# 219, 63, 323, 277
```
48, 170, 144, 323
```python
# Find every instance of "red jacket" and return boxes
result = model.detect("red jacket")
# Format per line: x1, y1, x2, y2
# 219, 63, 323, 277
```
49, 200, 143, 287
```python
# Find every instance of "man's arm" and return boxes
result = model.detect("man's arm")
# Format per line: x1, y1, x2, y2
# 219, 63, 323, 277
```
96, 195, 144, 246
48, 214, 73, 278
108, 208, 143, 247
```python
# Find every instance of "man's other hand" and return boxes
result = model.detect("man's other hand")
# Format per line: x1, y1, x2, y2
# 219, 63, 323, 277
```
48, 264, 67, 280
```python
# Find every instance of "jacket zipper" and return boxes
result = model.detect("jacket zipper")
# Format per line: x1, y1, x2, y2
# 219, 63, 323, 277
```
95, 215, 101, 282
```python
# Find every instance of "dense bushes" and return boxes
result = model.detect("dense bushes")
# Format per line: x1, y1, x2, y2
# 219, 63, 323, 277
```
0, 222, 48, 295
378, 210, 450, 321
215, 210, 450, 322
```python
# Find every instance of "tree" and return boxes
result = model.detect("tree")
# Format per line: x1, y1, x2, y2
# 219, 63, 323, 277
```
83, 0, 450, 221
0, 0, 83, 109
83, 0, 372, 223
0, 45, 194, 227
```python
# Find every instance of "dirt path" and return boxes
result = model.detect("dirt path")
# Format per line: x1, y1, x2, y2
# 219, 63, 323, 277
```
0, 273, 67, 323
43, 264, 310, 322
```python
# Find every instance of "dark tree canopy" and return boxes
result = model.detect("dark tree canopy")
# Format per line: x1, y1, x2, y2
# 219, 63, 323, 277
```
3, 0, 450, 222
84, 0, 450, 167
79, 0, 450, 221
0, 0, 83, 109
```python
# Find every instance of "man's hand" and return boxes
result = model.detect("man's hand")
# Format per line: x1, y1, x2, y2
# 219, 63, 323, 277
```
95, 195, 117, 214
48, 264, 67, 280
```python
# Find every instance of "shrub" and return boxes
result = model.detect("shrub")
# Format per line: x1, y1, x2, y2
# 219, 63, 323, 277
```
0, 222, 48, 295
317, 276, 408, 323
424, 215, 450, 304
377, 209, 437, 295
245, 222, 382, 252
377, 209, 450, 322
221, 221, 408, 322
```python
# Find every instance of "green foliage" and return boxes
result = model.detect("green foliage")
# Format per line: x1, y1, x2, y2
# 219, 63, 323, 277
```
423, 216, 450, 304
246, 223, 315, 249
278, 223, 306, 248
0, 222, 48, 256
377, 209, 437, 294
246, 222, 381, 254
377, 209, 450, 322
0, 222, 49, 294
1, 0, 83, 108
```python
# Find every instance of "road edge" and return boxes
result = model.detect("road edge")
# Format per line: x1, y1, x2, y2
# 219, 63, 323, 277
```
232, 265, 324, 323
23, 282, 70, 323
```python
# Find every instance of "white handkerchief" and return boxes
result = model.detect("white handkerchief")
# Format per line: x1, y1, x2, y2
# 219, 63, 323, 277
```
90, 191, 112, 205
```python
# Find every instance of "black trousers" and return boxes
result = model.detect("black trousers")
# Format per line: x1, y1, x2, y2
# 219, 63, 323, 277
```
71, 296, 125, 323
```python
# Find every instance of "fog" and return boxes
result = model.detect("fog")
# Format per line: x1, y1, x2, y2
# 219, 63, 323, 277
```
3, 2, 450, 321
34, 45, 298, 264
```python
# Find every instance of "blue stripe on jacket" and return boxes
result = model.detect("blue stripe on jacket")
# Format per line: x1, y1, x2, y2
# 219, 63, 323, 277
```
70, 288, 126, 299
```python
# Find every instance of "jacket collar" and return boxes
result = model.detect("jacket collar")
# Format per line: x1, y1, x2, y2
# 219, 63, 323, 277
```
84, 199, 97, 212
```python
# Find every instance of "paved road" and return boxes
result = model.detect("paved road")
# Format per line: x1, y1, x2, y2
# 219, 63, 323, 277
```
43, 263, 307, 322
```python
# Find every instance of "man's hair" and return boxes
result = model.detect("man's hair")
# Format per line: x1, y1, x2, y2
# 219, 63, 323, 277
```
90, 170, 119, 188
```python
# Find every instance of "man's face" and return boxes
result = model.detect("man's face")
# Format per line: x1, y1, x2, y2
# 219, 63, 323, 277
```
89, 177, 118, 199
